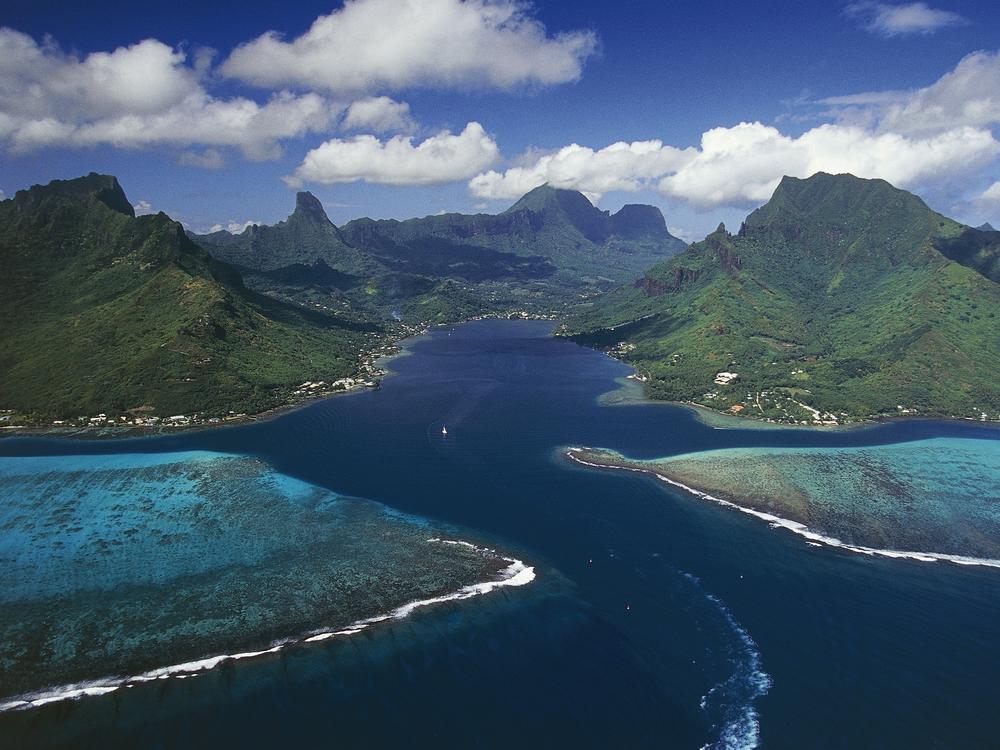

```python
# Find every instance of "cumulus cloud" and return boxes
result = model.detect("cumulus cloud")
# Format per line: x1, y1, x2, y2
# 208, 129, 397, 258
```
471, 123, 997, 208
0, 30, 199, 120
133, 199, 154, 215
845, 2, 968, 37
471, 51, 1000, 208
982, 181, 1000, 200
208, 219, 260, 234
342, 96, 416, 133
657, 122, 998, 207
287, 121, 499, 187
469, 140, 694, 200
178, 148, 225, 169
824, 50, 1000, 136
222, 0, 597, 94
0, 28, 340, 158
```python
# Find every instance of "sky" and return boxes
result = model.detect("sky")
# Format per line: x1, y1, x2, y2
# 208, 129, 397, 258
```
2, 0, 1000, 240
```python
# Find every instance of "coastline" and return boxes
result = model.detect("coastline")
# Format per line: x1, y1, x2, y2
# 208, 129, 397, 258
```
564, 447, 1000, 570
0, 315, 559, 441
595, 374, 999, 432
0, 539, 535, 713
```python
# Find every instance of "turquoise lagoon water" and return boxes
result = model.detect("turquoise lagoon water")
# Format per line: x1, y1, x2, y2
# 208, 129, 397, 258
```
0, 451, 511, 705
0, 319, 998, 749
570, 438, 1000, 561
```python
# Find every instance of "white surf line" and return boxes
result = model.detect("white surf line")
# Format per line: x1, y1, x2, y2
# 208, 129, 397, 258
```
565, 448, 1000, 570
0, 540, 535, 713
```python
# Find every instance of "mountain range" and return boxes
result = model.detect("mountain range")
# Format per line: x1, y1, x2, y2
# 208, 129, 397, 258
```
2, 171, 997, 426
191, 184, 686, 322
563, 172, 1000, 423
0, 174, 378, 421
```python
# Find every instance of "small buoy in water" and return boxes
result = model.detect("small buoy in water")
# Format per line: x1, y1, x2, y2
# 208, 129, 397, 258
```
441, 426, 448, 436
588, 558, 592, 564
625, 604, 630, 611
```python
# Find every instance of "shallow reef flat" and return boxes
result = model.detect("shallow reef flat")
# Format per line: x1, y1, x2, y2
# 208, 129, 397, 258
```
0, 451, 512, 704
567, 438, 1000, 561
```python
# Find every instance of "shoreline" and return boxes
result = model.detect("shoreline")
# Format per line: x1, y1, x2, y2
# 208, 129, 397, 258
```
596, 375, 998, 432
0, 539, 536, 714
595, 376, 1000, 432
564, 448, 1000, 570
590, 359, 999, 432
0, 315, 560, 441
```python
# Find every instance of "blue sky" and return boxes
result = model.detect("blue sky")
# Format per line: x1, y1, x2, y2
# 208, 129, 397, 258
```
3, 0, 1000, 239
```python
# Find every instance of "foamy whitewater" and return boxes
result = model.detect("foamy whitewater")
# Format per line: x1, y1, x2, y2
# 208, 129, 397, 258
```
566, 449, 1000, 570
682, 573, 772, 750
0, 540, 535, 713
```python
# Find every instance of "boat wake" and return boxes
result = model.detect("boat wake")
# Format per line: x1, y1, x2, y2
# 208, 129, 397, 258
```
682, 572, 772, 750
566, 449, 1000, 569
0, 539, 535, 713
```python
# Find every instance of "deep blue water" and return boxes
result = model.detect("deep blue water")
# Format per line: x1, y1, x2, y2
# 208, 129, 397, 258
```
2, 319, 999, 749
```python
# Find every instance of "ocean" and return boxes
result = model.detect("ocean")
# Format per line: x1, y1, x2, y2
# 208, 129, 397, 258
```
1, 319, 998, 749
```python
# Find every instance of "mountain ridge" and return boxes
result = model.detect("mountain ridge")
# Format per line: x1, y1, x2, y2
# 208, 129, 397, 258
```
563, 172, 1000, 423
0, 174, 379, 421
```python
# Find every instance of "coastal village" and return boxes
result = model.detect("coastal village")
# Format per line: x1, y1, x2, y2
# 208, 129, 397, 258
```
602, 340, 998, 427
0, 309, 560, 434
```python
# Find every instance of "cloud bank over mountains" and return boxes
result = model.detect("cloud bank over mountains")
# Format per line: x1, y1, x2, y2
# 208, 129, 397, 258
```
1, 0, 998, 222
286, 122, 499, 187
469, 50, 1000, 208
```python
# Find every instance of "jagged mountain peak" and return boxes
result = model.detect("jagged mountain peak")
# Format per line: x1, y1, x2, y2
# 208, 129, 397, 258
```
290, 191, 333, 225
750, 172, 928, 230
13, 173, 135, 218
503, 184, 610, 243
610, 204, 669, 239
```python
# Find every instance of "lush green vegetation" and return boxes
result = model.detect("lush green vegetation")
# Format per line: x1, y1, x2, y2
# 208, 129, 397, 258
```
0, 174, 381, 422
563, 173, 1000, 423
192, 184, 686, 323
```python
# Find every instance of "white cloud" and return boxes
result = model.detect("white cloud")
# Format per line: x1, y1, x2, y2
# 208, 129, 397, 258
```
0, 28, 340, 158
824, 51, 1000, 137
342, 96, 416, 133
288, 121, 499, 187
133, 199, 154, 215
845, 2, 968, 37
469, 140, 695, 201
657, 122, 998, 208
222, 0, 597, 94
668, 226, 698, 243
207, 219, 260, 234
979, 181, 1000, 202
178, 148, 225, 169
471, 51, 1000, 209
0, 29, 200, 120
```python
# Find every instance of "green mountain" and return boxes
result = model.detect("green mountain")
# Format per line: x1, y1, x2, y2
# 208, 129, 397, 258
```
198, 191, 378, 275
191, 185, 685, 322
563, 172, 1000, 424
0, 174, 379, 422
337, 184, 686, 284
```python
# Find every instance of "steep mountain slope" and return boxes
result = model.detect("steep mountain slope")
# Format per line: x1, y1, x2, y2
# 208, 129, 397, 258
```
198, 191, 379, 275
563, 173, 1000, 423
191, 185, 685, 322
339, 184, 686, 284
0, 174, 378, 421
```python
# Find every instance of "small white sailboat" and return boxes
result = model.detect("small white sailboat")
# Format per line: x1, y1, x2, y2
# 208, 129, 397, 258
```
441, 425, 448, 436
